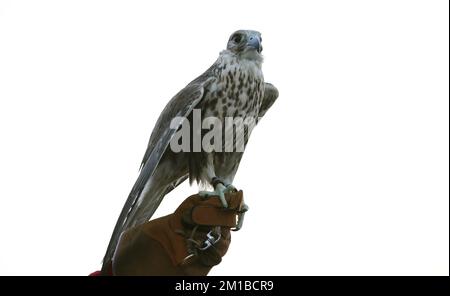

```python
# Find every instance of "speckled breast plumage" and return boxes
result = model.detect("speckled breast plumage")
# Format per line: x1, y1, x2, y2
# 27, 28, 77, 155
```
189, 55, 265, 185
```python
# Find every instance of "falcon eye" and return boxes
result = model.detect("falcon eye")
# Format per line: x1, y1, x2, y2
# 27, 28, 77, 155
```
232, 34, 242, 43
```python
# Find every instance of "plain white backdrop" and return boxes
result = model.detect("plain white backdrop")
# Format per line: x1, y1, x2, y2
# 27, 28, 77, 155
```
0, 0, 448, 276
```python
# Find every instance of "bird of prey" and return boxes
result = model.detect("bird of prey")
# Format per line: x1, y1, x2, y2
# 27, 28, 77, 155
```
102, 30, 278, 270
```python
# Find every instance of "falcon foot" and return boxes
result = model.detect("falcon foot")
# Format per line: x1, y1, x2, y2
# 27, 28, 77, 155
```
199, 178, 237, 208
199, 183, 228, 207
199, 179, 249, 230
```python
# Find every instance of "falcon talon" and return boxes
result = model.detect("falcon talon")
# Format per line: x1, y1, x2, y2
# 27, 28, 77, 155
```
232, 203, 249, 231
232, 212, 246, 231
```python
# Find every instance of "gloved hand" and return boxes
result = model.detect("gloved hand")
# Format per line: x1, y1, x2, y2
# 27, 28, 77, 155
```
108, 190, 246, 276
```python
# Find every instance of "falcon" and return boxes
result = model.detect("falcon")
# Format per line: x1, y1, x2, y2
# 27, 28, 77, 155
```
102, 30, 279, 269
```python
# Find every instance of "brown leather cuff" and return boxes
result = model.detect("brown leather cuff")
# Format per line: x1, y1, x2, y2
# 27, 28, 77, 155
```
187, 193, 244, 227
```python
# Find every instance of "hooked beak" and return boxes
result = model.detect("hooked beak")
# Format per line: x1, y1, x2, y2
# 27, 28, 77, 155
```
246, 35, 262, 53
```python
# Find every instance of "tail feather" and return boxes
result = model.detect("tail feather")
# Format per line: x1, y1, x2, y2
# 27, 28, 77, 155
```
101, 172, 187, 272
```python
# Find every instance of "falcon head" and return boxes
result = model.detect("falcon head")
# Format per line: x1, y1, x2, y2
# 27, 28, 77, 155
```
227, 30, 263, 60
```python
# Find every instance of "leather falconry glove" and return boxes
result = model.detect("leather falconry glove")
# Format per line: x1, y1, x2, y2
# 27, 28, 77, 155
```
105, 190, 246, 276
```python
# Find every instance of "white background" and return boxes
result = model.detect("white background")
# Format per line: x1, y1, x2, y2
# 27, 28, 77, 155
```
0, 0, 448, 276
